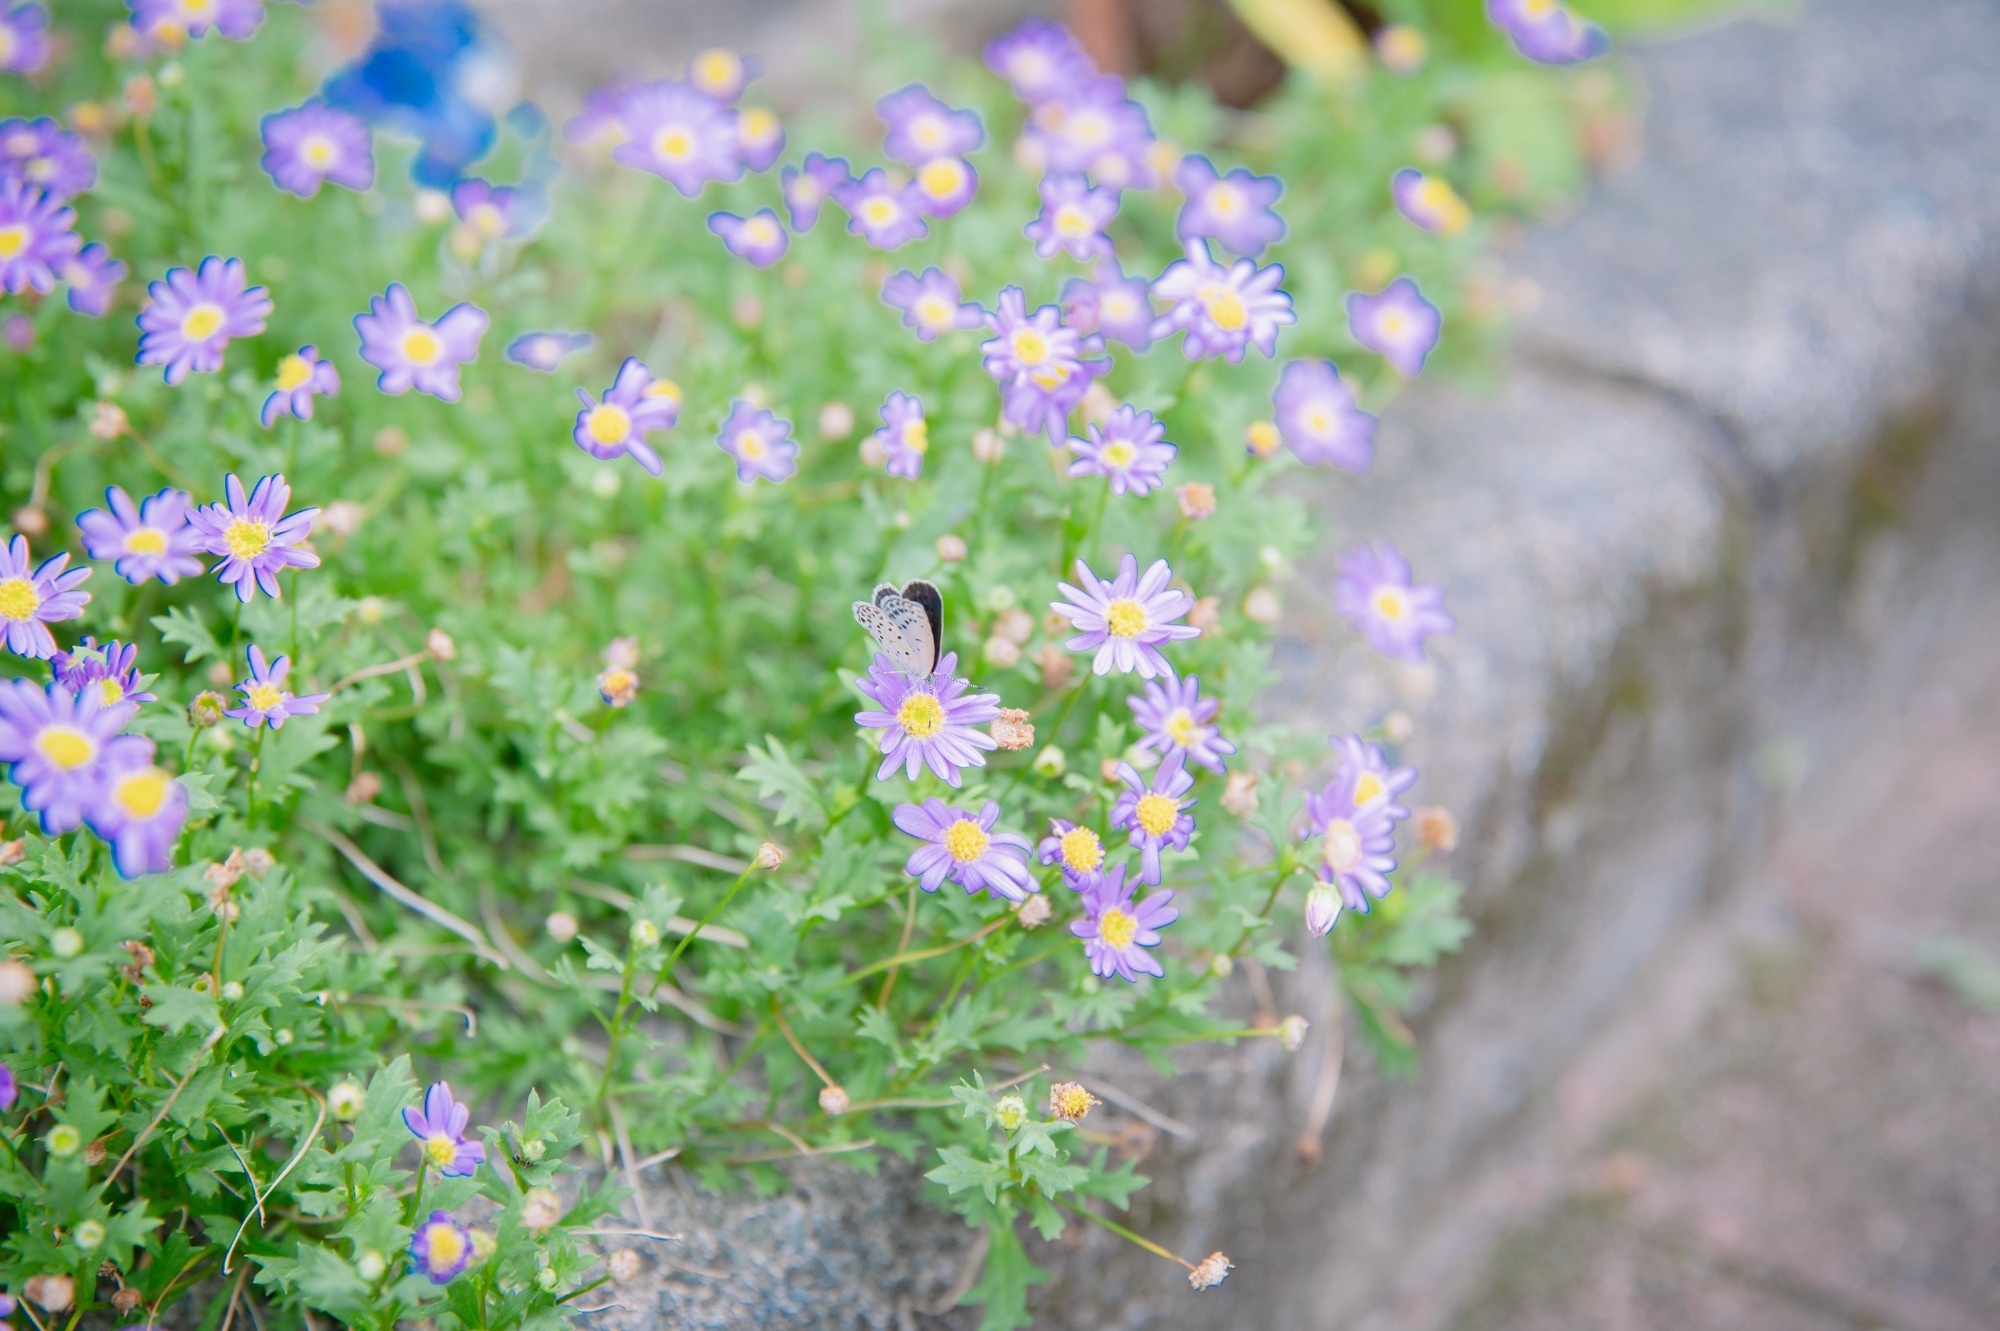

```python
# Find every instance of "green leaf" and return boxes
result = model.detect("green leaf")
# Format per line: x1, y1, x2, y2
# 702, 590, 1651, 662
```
738, 736, 828, 830
152, 606, 224, 665
965, 1219, 1048, 1331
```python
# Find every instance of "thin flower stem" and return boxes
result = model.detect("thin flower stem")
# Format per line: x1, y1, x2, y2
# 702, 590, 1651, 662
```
768, 997, 837, 1089
244, 728, 264, 830
1054, 1197, 1196, 1271
841, 915, 1008, 987
648, 862, 755, 997
874, 887, 920, 1010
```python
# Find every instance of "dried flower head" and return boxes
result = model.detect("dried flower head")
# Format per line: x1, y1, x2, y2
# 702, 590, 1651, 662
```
1188, 1251, 1233, 1290
936, 533, 968, 563
984, 635, 1021, 668
243, 847, 275, 877
0, 958, 35, 1004
818, 400, 855, 439
1035, 643, 1073, 692
606, 1249, 642, 1283
1013, 893, 1052, 929
423, 627, 456, 661
989, 708, 1034, 751
521, 1187, 563, 1232
1222, 771, 1260, 817
1047, 1081, 1099, 1123
754, 841, 786, 870
0, 837, 22, 866
818, 1084, 850, 1115
1415, 804, 1460, 853
204, 847, 246, 891
89, 400, 129, 439
546, 912, 579, 943
25, 1273, 75, 1311
1175, 482, 1217, 521
346, 771, 384, 805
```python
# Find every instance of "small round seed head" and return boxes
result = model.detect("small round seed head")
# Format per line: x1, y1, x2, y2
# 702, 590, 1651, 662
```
1278, 1014, 1310, 1052
818, 1084, 850, 1115
1188, 1251, 1233, 1290
1047, 1081, 1099, 1123
606, 1249, 642, 1283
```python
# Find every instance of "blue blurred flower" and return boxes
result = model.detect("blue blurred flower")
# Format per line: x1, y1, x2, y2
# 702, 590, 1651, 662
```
321, 1, 519, 187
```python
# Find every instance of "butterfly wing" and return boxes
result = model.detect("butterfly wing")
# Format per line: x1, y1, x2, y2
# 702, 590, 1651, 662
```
898, 580, 943, 674
854, 586, 932, 676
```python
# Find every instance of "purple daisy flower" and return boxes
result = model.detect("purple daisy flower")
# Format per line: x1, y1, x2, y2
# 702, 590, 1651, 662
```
1071, 864, 1177, 982
409, 1210, 472, 1285
0, 118, 93, 199
505, 330, 591, 372
1174, 154, 1286, 258
780, 152, 849, 232
403, 1080, 486, 1176
574, 356, 679, 477
707, 208, 788, 268
0, 1061, 15, 1110
0, 180, 77, 296
451, 178, 531, 242
0, 679, 132, 834
76, 486, 204, 586
1003, 360, 1109, 449
1488, 0, 1608, 64
910, 154, 979, 218
891, 797, 1035, 902
1332, 541, 1455, 663
1061, 264, 1154, 352
0, 535, 88, 660
1025, 172, 1118, 262
1051, 554, 1199, 680
186, 473, 320, 603
0, 5, 49, 75
715, 398, 797, 485
612, 80, 741, 196
259, 101, 374, 199
1030, 79, 1155, 182
877, 84, 984, 166
854, 650, 998, 785
1347, 276, 1442, 378
223, 645, 329, 730
130, 0, 265, 41
687, 47, 756, 102
1302, 735, 1415, 919
136, 256, 271, 386
260, 345, 341, 427
354, 283, 488, 402
735, 105, 785, 172
1111, 749, 1195, 885
985, 18, 1092, 104
981, 285, 1085, 386
1037, 818, 1106, 889
881, 267, 982, 342
1150, 241, 1294, 364
1391, 167, 1471, 236
62, 243, 126, 318
52, 638, 154, 709
869, 390, 929, 480
1067, 405, 1175, 497
83, 735, 187, 879
1128, 674, 1236, 775
1272, 359, 1377, 473
833, 167, 928, 249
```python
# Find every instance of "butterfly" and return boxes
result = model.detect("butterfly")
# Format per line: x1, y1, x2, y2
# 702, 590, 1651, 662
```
853, 579, 943, 678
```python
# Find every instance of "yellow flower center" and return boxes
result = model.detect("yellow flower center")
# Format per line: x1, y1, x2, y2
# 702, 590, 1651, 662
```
301, 134, 335, 168
1103, 598, 1146, 638
1305, 408, 1331, 434
735, 429, 766, 459
1100, 440, 1137, 469
1245, 421, 1281, 456
1381, 312, 1408, 336
1133, 792, 1179, 838
422, 1220, 467, 1269
97, 679, 126, 706
125, 527, 168, 557
180, 303, 225, 341
0, 225, 26, 259
1059, 826, 1103, 873
895, 692, 945, 738
425, 1133, 459, 1168
741, 108, 778, 142
224, 518, 271, 559
184, 0, 215, 16
1069, 110, 1109, 146
918, 158, 963, 199
902, 420, 929, 454
745, 217, 779, 247
470, 203, 505, 238
1353, 771, 1386, 807
646, 379, 683, 403
36, 725, 94, 770
1165, 708, 1200, 746
911, 115, 947, 150
943, 817, 990, 864
1209, 183, 1241, 216
915, 295, 951, 328
1029, 364, 1070, 391
114, 768, 170, 818
1203, 287, 1248, 331
862, 197, 897, 225
654, 127, 693, 161
1104, 292, 1136, 321
696, 50, 739, 90
1054, 204, 1093, 238
275, 354, 313, 392
1098, 906, 1138, 949
401, 327, 442, 366
586, 403, 631, 445
1322, 818, 1362, 874
0, 576, 39, 621
1371, 587, 1409, 621
1010, 328, 1049, 366
246, 682, 284, 711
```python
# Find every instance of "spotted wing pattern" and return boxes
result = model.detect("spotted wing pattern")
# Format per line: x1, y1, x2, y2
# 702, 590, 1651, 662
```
853, 580, 942, 677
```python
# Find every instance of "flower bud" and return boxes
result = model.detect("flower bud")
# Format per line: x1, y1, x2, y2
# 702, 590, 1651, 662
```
373, 425, 408, 457
1188, 1251, 1233, 1290
1099, 758, 1123, 783
1416, 805, 1460, 853
817, 1084, 849, 1115
936, 533, 968, 563
597, 666, 639, 708
546, 912, 579, 943
1035, 643, 1073, 692
1375, 23, 1427, 74
1174, 482, 1216, 521
1244, 587, 1282, 625
50, 928, 83, 959
73, 1220, 106, 1251
1079, 381, 1118, 425
243, 847, 275, 877
989, 708, 1034, 751
328, 1080, 365, 1120
535, 1266, 559, 1291
983, 635, 1020, 668
1277, 1014, 1310, 1052
522, 1138, 546, 1161
25, 1273, 74, 1312
1047, 1081, 1099, 1123
857, 434, 889, 468
1208, 952, 1233, 979
819, 401, 855, 440
994, 1092, 1028, 1132
1384, 710, 1415, 743
994, 608, 1034, 645
206, 659, 235, 688
754, 842, 785, 870
355, 1248, 388, 1282
971, 428, 1006, 464
1305, 885, 1341, 939
0, 958, 35, 1005
220, 980, 244, 1002
1244, 420, 1281, 458
317, 500, 365, 537
111, 1285, 143, 1314
346, 771, 383, 805
1013, 893, 1051, 929
630, 919, 660, 949
187, 691, 226, 728
1031, 745, 1065, 778
606, 1249, 642, 1283
426, 627, 457, 661
469, 1228, 497, 1266
1189, 596, 1223, 634
0, 837, 23, 866
11, 504, 47, 537
46, 1124, 82, 1156
521, 1187, 563, 1232
413, 189, 452, 224
89, 401, 128, 439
